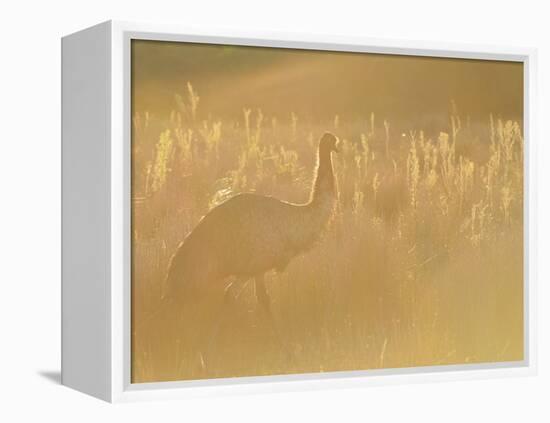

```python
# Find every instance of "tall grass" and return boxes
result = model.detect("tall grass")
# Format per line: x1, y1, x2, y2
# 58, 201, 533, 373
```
131, 84, 523, 382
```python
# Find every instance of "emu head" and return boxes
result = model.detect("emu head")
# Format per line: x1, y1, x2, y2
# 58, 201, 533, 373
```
319, 132, 340, 154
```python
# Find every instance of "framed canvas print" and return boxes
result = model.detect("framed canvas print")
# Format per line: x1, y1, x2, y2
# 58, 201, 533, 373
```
61, 21, 537, 402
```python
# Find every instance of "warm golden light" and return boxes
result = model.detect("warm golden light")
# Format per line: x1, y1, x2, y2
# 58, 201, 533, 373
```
131, 40, 523, 383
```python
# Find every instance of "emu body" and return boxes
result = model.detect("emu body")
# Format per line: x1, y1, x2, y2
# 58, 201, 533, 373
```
164, 132, 339, 302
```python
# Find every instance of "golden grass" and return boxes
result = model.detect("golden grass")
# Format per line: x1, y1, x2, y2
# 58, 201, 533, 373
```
131, 84, 523, 383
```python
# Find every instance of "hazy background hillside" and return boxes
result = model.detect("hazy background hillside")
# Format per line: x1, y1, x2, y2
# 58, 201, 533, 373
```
132, 40, 523, 131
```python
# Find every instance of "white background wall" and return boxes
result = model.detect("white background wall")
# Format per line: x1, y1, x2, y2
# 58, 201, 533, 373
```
0, 0, 547, 421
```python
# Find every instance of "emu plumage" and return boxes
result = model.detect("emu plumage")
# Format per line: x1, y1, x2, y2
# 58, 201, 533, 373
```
164, 132, 339, 302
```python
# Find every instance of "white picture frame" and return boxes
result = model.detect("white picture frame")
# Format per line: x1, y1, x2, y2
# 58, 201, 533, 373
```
61, 20, 538, 403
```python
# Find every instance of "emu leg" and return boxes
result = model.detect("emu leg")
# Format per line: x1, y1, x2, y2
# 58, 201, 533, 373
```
254, 273, 272, 315
202, 277, 249, 371
254, 273, 293, 364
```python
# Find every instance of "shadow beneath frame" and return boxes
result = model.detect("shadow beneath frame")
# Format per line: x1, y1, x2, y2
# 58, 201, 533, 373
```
37, 370, 62, 385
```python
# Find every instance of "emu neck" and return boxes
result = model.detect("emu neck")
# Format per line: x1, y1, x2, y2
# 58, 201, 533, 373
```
309, 149, 336, 205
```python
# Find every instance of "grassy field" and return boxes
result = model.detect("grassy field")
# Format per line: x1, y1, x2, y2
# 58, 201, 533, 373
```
131, 83, 523, 383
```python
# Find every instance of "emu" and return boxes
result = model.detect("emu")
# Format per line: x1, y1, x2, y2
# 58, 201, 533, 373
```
163, 132, 339, 362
